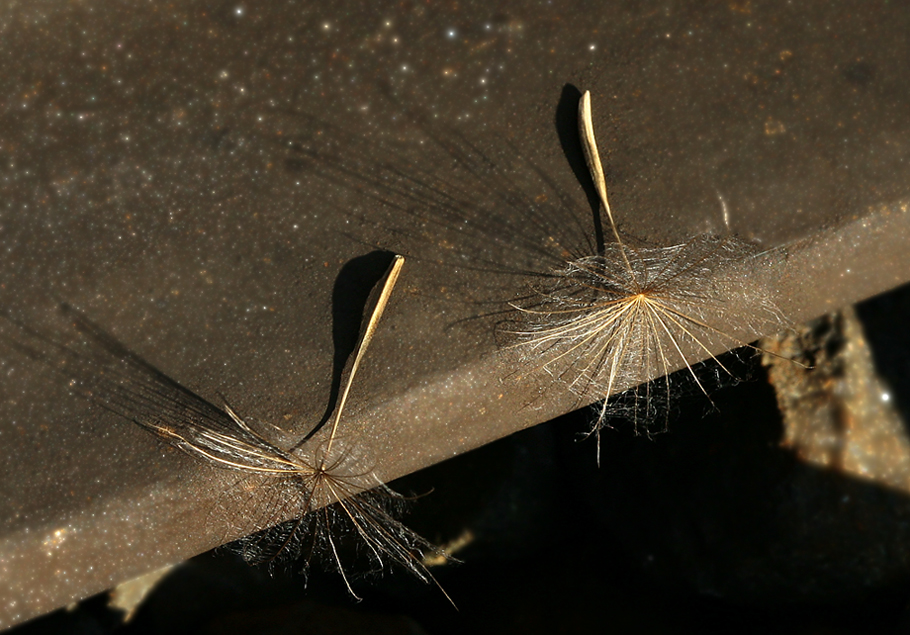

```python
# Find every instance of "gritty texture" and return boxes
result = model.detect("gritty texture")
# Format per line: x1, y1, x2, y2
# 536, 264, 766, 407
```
1, 0, 910, 627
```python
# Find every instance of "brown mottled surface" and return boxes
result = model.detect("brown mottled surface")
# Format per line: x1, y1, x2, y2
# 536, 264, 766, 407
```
765, 308, 910, 489
2, 0, 910, 628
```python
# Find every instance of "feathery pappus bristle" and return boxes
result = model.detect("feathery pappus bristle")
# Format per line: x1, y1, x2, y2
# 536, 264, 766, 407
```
0, 255, 454, 605
509, 91, 789, 458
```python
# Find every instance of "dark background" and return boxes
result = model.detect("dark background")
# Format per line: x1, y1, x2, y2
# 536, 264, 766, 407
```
2, 1, 910, 630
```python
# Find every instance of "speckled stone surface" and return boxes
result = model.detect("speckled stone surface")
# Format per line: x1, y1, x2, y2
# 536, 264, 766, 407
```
1, 0, 910, 628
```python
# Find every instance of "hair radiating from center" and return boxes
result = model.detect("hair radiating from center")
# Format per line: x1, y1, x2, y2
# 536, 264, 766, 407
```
510, 91, 789, 459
